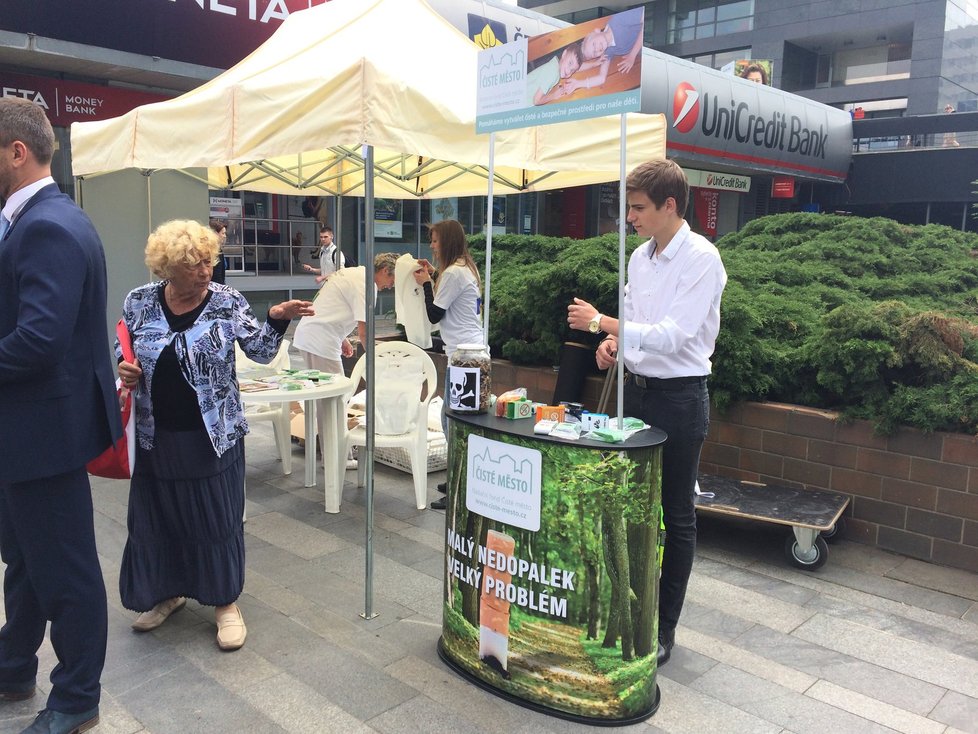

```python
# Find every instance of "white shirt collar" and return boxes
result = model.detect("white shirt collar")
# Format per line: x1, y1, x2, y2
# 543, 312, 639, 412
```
650, 221, 690, 261
1, 176, 55, 224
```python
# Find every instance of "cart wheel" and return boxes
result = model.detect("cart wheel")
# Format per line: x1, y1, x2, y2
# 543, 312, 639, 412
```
785, 534, 828, 570
821, 517, 846, 543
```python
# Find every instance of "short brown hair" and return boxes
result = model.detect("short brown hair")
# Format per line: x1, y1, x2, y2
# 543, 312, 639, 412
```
625, 159, 689, 217
0, 98, 55, 165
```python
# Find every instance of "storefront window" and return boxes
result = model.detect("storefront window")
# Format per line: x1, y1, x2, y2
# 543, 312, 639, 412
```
669, 0, 753, 44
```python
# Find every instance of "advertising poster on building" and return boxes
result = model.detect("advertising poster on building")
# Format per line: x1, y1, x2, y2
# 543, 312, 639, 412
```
725, 59, 774, 86
476, 8, 643, 134
374, 199, 403, 238
440, 422, 663, 721
692, 188, 719, 239
431, 197, 459, 224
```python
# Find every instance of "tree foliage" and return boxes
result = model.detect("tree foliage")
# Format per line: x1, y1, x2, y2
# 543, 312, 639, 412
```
472, 214, 978, 434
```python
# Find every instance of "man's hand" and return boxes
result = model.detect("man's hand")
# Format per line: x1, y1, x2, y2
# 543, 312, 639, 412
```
567, 297, 599, 331
341, 338, 354, 358
596, 339, 618, 370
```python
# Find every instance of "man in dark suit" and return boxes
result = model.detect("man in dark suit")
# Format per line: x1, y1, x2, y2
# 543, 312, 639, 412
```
0, 98, 120, 733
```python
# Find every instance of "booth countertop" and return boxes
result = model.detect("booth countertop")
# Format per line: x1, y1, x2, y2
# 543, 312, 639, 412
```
448, 411, 667, 449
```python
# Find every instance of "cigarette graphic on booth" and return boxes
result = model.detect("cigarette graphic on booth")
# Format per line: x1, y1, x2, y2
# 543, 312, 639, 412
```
479, 529, 515, 678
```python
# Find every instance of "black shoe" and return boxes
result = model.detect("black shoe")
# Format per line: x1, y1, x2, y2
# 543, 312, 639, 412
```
0, 679, 35, 701
430, 497, 447, 510
20, 707, 99, 734
436, 482, 447, 494
656, 627, 675, 667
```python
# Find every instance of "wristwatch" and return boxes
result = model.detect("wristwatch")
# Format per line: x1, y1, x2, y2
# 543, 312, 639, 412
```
588, 314, 603, 334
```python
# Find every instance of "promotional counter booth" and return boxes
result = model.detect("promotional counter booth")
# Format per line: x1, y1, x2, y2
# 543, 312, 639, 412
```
440, 413, 667, 724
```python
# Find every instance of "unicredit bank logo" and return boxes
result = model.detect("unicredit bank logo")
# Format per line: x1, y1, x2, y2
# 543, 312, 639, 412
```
673, 82, 699, 134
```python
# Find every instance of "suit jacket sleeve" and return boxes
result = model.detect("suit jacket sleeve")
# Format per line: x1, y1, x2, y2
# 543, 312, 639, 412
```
0, 216, 89, 383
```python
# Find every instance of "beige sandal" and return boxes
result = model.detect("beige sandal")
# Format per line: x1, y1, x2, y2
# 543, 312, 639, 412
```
215, 604, 247, 651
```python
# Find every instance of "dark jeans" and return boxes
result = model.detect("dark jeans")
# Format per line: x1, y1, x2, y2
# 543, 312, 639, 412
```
625, 376, 710, 633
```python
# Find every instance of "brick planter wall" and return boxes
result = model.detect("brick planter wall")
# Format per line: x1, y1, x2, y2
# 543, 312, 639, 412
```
429, 353, 978, 573
698, 402, 978, 574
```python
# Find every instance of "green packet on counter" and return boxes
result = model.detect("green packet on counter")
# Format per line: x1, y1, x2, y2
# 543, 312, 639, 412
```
589, 417, 649, 443
280, 369, 333, 381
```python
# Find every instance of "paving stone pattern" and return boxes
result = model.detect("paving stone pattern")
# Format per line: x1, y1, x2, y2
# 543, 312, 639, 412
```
2, 412, 977, 733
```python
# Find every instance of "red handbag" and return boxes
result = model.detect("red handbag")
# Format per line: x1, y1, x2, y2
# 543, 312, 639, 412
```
87, 320, 136, 479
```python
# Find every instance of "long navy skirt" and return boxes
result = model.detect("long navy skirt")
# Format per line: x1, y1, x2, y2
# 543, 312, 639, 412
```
119, 426, 245, 612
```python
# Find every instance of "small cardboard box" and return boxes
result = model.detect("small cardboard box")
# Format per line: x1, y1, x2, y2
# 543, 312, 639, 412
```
582, 412, 609, 431
535, 405, 565, 423
504, 399, 534, 419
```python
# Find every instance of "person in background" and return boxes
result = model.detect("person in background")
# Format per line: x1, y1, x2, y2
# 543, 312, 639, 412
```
293, 253, 399, 468
291, 229, 304, 269
567, 159, 727, 668
209, 218, 227, 284
740, 63, 767, 84
943, 104, 960, 147
412, 219, 483, 510
0, 97, 121, 734
302, 226, 346, 283
116, 219, 312, 654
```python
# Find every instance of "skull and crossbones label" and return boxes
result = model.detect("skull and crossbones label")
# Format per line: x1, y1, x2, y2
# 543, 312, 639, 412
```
448, 366, 481, 411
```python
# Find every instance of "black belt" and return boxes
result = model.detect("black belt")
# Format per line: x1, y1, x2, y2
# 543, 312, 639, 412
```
629, 373, 706, 391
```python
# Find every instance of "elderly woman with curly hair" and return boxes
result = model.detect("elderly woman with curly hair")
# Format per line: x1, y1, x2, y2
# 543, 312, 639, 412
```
116, 220, 313, 651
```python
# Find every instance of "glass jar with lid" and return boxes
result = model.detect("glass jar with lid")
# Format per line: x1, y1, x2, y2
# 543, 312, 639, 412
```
447, 343, 491, 414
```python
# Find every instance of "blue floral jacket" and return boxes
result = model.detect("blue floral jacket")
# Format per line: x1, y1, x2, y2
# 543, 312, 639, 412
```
120, 282, 284, 457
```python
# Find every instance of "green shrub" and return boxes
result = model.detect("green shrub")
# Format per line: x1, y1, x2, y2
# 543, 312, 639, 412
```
469, 214, 978, 434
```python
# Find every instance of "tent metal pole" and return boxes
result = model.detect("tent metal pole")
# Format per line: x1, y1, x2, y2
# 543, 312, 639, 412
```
361, 143, 378, 621
617, 114, 627, 431
483, 132, 495, 347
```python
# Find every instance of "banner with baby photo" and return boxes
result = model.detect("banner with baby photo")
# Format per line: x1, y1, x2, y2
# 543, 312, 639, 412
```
476, 8, 643, 133
438, 420, 664, 723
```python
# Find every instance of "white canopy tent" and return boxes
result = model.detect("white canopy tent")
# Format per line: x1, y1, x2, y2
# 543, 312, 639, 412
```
70, 0, 664, 195
71, 0, 666, 618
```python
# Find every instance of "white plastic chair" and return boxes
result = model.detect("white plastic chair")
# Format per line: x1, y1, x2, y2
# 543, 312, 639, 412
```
236, 338, 292, 475
345, 341, 437, 510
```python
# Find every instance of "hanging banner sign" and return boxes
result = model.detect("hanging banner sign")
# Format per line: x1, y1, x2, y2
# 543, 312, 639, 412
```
692, 188, 719, 239
476, 8, 643, 133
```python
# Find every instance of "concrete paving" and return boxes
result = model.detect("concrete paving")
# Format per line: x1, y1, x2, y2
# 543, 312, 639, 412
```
3, 413, 978, 733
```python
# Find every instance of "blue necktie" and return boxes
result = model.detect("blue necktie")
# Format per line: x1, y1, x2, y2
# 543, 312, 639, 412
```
0, 215, 9, 241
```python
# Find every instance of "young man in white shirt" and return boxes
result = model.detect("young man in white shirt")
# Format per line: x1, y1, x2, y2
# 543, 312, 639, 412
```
302, 226, 346, 284
568, 159, 727, 667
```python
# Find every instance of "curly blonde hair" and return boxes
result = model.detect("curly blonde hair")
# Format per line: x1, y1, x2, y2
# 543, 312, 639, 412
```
145, 219, 220, 279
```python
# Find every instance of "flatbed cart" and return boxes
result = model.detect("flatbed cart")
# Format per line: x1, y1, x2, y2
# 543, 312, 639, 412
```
695, 474, 851, 570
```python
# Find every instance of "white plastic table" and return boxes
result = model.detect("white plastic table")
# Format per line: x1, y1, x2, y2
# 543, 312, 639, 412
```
240, 376, 352, 512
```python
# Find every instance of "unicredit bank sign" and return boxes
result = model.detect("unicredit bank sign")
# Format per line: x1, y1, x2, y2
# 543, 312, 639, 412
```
649, 56, 851, 181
